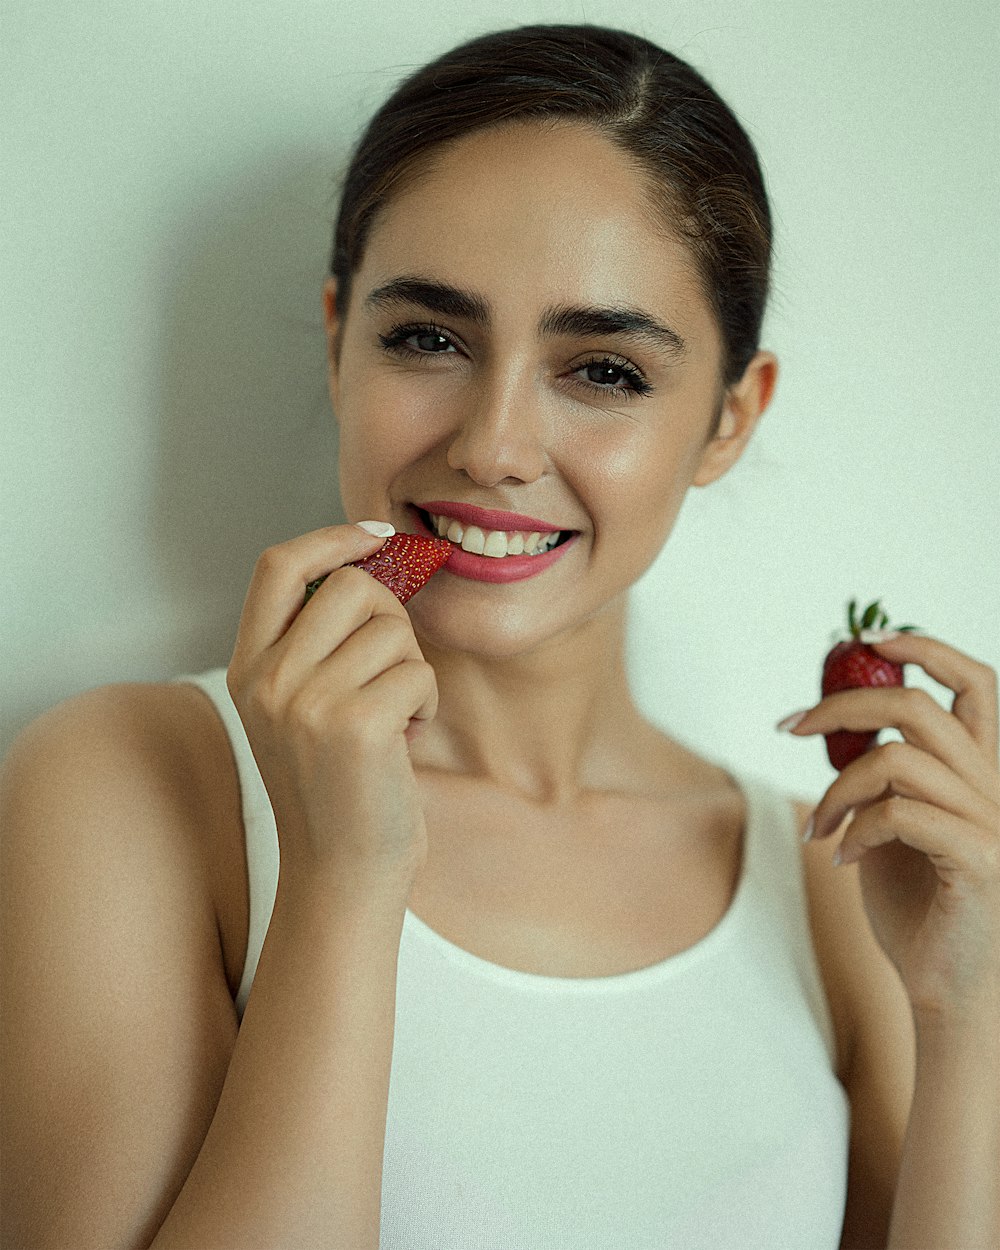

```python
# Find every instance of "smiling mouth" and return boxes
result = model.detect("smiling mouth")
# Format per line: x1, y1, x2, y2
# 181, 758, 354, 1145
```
412, 506, 576, 558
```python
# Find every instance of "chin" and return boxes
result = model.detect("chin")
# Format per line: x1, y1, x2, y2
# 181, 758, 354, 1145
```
407, 591, 566, 661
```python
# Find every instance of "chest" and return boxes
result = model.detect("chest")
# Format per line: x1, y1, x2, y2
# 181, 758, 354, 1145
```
406, 781, 746, 979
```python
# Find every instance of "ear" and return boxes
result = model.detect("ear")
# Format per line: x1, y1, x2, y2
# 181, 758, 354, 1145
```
692, 350, 779, 488
322, 276, 342, 414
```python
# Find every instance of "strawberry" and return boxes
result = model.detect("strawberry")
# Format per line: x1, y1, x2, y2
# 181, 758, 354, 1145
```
305, 532, 453, 606
820, 598, 919, 770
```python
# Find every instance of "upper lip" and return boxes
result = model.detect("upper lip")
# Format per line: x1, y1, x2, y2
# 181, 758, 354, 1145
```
415, 500, 571, 535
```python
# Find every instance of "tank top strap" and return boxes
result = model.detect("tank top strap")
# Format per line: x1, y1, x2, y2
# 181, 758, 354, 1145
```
172, 667, 279, 1018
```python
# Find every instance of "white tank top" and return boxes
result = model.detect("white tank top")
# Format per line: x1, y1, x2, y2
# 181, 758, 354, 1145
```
177, 667, 850, 1248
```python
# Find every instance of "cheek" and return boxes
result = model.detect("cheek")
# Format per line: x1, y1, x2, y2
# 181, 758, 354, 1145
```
590, 425, 691, 520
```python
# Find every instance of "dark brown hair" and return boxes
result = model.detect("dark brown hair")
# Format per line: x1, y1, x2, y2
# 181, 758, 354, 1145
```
331, 23, 772, 393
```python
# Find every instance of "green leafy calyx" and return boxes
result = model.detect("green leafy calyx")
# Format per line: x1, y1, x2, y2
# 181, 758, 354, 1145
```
846, 597, 919, 640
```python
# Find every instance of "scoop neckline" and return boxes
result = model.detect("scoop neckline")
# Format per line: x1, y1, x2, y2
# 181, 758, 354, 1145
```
402, 768, 757, 994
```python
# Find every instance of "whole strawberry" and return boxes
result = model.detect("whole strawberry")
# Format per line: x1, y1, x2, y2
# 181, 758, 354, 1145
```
821, 598, 919, 770
305, 532, 453, 606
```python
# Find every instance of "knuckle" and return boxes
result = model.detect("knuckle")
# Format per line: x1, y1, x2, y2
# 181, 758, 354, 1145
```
878, 739, 911, 770
979, 832, 1000, 879
286, 681, 335, 734
977, 661, 998, 691
902, 686, 934, 714
336, 696, 381, 748
882, 794, 909, 825
255, 543, 285, 575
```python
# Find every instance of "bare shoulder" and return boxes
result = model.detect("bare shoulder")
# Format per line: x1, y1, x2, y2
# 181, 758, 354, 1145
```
3, 679, 248, 994
790, 796, 915, 1244
0, 680, 247, 1249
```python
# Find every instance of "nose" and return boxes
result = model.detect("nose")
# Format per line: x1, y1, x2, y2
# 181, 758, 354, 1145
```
445, 370, 548, 488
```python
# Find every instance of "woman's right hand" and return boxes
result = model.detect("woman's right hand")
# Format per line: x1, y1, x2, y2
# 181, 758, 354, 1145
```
227, 523, 438, 882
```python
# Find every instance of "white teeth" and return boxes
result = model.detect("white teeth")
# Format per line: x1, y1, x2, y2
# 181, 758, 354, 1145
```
482, 530, 508, 558
427, 512, 563, 557
460, 525, 486, 555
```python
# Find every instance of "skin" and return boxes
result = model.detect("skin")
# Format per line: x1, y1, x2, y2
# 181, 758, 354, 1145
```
323, 118, 777, 810
5, 111, 996, 1250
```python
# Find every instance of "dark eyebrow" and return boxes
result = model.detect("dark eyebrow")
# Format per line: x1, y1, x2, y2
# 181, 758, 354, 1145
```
365, 275, 687, 359
365, 277, 490, 325
539, 304, 687, 360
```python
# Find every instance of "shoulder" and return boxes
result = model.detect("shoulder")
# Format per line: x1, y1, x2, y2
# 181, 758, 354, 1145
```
1, 679, 248, 997
0, 682, 248, 1245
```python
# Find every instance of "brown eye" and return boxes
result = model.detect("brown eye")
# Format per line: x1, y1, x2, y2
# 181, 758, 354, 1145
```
379, 323, 460, 356
573, 355, 652, 397
411, 331, 453, 352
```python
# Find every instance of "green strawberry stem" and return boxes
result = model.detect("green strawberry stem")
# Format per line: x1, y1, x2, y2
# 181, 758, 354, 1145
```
846, 597, 919, 639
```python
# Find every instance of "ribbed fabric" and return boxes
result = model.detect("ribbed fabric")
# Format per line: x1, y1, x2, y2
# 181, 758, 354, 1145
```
176, 667, 850, 1248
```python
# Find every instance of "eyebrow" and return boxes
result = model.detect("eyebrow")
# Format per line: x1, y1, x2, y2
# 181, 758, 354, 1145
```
365, 276, 687, 360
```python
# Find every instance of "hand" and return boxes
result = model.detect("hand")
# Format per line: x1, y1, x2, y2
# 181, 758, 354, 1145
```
788, 633, 999, 1021
227, 524, 439, 881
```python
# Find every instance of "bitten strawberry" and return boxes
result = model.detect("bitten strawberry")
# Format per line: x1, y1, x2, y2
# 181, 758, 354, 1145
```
305, 532, 453, 606
820, 598, 919, 770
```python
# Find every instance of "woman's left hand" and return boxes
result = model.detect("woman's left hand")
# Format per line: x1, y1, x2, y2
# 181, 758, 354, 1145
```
787, 633, 999, 1023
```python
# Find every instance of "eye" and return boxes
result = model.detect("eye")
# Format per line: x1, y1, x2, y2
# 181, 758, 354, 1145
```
572, 355, 652, 399
379, 322, 460, 356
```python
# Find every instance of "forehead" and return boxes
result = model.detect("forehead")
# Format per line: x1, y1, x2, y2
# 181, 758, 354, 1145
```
358, 121, 714, 342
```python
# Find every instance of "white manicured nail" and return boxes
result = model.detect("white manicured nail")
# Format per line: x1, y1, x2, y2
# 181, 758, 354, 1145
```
801, 815, 815, 843
776, 709, 809, 732
355, 520, 395, 537
859, 628, 900, 643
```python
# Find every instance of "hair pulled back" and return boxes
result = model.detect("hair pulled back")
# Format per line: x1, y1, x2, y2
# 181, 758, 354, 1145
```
331, 24, 772, 388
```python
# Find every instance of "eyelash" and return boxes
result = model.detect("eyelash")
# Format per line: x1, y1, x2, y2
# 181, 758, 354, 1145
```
377, 321, 653, 400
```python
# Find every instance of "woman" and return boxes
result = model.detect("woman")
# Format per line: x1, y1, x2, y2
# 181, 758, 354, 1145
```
2, 23, 997, 1250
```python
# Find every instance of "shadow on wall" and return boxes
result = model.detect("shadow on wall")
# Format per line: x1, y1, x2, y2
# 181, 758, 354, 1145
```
150, 150, 347, 675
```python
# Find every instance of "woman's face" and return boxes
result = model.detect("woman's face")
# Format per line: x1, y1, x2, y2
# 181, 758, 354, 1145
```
325, 120, 774, 658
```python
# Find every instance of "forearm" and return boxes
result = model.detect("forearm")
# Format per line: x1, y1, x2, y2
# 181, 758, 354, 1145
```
149, 853, 416, 1250
887, 1005, 1000, 1250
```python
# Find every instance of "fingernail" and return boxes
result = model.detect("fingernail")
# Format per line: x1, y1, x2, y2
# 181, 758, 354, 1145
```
831, 846, 844, 866
776, 709, 810, 732
355, 520, 395, 538
859, 628, 900, 643
801, 815, 815, 843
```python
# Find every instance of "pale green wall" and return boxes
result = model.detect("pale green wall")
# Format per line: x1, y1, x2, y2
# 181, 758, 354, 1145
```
4, 1, 998, 797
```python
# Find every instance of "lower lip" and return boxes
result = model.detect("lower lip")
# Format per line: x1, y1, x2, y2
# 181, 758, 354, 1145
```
409, 508, 580, 584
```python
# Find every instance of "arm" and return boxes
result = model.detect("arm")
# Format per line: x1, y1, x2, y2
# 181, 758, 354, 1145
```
0, 684, 414, 1250
790, 633, 1000, 1249
887, 1006, 1000, 1250
796, 801, 915, 1250
4, 523, 434, 1248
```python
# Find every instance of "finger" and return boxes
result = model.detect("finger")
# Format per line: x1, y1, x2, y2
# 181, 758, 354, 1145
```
363, 656, 439, 728
868, 633, 999, 762
791, 685, 996, 797
315, 611, 424, 692
234, 525, 390, 659
276, 564, 411, 674
835, 796, 998, 880
810, 740, 995, 841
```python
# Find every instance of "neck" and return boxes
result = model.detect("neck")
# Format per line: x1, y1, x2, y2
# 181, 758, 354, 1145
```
410, 595, 652, 807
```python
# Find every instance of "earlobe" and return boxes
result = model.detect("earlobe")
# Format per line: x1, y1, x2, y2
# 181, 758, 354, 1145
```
691, 350, 779, 488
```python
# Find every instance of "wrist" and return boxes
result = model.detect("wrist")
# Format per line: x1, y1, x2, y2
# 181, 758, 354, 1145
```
275, 843, 420, 915
913, 995, 1000, 1067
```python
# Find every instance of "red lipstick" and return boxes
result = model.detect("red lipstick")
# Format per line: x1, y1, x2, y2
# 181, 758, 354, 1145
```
409, 507, 580, 584
415, 500, 568, 535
